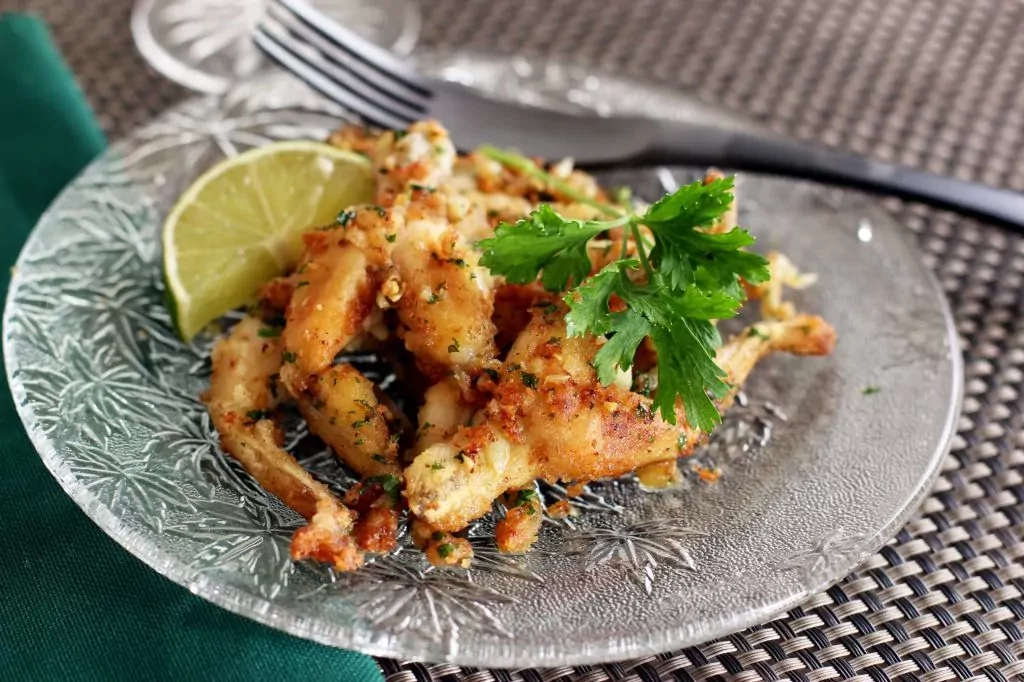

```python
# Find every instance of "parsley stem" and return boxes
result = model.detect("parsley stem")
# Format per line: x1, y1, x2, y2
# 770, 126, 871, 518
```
630, 222, 655, 281
478, 145, 622, 218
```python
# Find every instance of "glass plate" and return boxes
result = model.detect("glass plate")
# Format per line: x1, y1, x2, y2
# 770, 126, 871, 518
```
3, 60, 962, 667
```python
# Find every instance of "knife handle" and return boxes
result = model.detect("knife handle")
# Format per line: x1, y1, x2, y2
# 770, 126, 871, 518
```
640, 121, 1024, 231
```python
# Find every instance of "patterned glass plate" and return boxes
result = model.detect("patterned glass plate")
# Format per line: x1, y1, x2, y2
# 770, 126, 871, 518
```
4, 61, 962, 667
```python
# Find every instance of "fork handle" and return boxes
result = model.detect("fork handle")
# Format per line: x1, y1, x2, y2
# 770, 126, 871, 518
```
636, 121, 1024, 230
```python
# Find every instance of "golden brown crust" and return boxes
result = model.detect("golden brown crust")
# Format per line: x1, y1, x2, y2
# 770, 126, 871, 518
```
296, 363, 402, 478
546, 499, 574, 519
424, 533, 473, 568
206, 125, 838, 568
282, 238, 376, 383
290, 500, 364, 571
373, 120, 457, 206
327, 123, 379, 157
409, 516, 473, 566
205, 316, 362, 570
279, 206, 404, 394
257, 276, 296, 318
412, 376, 477, 457
495, 490, 543, 554
391, 191, 497, 382
353, 507, 400, 553
492, 282, 548, 352
406, 311, 837, 532
742, 252, 819, 321
635, 460, 683, 489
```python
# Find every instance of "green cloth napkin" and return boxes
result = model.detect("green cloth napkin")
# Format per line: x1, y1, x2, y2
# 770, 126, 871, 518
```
0, 15, 383, 682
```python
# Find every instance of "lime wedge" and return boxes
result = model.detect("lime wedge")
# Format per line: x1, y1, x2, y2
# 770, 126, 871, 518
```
162, 141, 374, 340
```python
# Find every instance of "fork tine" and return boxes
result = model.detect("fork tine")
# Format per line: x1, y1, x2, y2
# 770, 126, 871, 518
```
254, 28, 415, 131
265, 2, 430, 114
273, 0, 430, 98
261, 10, 426, 123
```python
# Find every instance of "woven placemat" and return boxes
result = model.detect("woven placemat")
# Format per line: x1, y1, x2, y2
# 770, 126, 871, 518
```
15, 0, 1024, 679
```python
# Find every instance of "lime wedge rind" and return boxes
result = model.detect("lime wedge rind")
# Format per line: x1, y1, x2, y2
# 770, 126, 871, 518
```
162, 141, 374, 341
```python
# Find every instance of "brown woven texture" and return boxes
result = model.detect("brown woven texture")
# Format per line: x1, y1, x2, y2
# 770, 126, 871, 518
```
14, 0, 1024, 679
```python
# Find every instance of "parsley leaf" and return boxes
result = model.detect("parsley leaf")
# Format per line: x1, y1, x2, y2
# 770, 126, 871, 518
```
366, 474, 401, 502
649, 320, 730, 433
479, 151, 769, 431
590, 311, 651, 385
645, 177, 769, 290
564, 264, 627, 336
479, 205, 619, 291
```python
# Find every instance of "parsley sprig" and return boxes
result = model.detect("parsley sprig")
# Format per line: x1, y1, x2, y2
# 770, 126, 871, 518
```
477, 155, 769, 433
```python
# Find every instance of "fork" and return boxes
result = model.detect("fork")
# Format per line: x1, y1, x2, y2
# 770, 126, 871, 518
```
254, 0, 1024, 231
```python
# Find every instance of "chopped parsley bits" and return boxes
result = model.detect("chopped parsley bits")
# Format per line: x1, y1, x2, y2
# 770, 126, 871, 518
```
447, 339, 461, 353
386, 234, 396, 243
366, 474, 401, 502
634, 376, 653, 397
282, 350, 297, 363
437, 543, 455, 559
246, 409, 269, 421
862, 385, 882, 395
336, 209, 355, 226
537, 303, 558, 315
520, 371, 539, 389
430, 461, 445, 470
514, 489, 537, 507
372, 453, 388, 463
431, 530, 446, 541
257, 326, 281, 338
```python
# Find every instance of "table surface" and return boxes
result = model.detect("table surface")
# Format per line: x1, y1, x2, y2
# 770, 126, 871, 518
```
12, 0, 1024, 679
